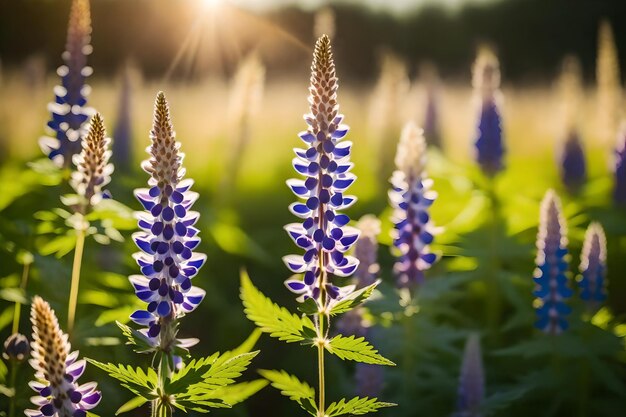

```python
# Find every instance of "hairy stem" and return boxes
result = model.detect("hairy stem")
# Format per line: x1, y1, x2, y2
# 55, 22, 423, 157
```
67, 223, 87, 334
12, 261, 30, 334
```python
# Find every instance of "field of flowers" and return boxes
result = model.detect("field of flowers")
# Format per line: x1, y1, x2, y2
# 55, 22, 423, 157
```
1, 1, 625, 417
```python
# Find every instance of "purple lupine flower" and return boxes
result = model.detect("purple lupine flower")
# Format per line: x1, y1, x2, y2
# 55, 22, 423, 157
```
614, 124, 626, 204
578, 222, 607, 308
283, 35, 360, 306
558, 130, 586, 193
3, 332, 29, 363
456, 334, 484, 417
70, 113, 113, 208
533, 190, 572, 335
129, 92, 206, 353
389, 122, 438, 289
472, 48, 505, 176
27, 296, 101, 417
39, 0, 94, 169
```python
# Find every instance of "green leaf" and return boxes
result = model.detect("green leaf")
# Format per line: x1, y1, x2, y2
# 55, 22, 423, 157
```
329, 281, 380, 316
166, 353, 220, 395
240, 270, 315, 343
0, 287, 26, 304
209, 379, 268, 405
229, 328, 263, 357
258, 369, 317, 416
195, 351, 259, 391
115, 396, 148, 415
0, 384, 14, 398
116, 321, 156, 354
38, 233, 77, 258
87, 359, 157, 399
297, 297, 318, 315
326, 335, 395, 366
326, 397, 396, 416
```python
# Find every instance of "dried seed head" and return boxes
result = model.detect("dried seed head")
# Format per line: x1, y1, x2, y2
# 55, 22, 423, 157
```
394, 121, 427, 179
30, 296, 69, 388
144, 92, 183, 189
308, 35, 339, 137
71, 113, 113, 206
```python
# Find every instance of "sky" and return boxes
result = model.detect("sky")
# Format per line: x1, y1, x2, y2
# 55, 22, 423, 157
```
228, 0, 497, 14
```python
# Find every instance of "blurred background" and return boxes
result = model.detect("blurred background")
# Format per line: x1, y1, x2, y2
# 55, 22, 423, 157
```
1, 0, 626, 416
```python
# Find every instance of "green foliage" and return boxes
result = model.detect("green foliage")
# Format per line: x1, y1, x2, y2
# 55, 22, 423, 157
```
116, 321, 157, 354
258, 369, 317, 415
329, 281, 380, 316
326, 397, 396, 416
240, 270, 316, 343
87, 360, 158, 399
326, 335, 395, 366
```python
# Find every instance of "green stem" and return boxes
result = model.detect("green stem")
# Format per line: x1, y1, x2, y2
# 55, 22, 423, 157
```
486, 179, 502, 341
12, 261, 30, 334
317, 337, 325, 417
67, 223, 86, 334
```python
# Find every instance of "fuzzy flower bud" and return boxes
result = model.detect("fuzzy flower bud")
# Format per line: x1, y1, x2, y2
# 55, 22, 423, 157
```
70, 114, 113, 207
472, 47, 505, 176
39, 0, 94, 168
129, 92, 206, 352
27, 296, 101, 417
456, 334, 484, 417
283, 35, 360, 306
578, 222, 607, 308
558, 130, 586, 194
389, 122, 437, 289
533, 190, 572, 335
3, 332, 29, 363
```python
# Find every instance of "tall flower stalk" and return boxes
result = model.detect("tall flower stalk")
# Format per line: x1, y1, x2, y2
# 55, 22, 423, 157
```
456, 334, 485, 417
389, 122, 437, 291
27, 296, 101, 417
533, 190, 572, 335
472, 47, 505, 177
578, 222, 607, 310
614, 124, 626, 205
66, 113, 113, 332
91, 92, 260, 416
596, 19, 621, 144
39, 0, 94, 169
242, 35, 394, 417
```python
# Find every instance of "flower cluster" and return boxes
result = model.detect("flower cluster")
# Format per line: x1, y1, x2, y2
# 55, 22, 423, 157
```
69, 113, 113, 208
578, 222, 607, 307
129, 92, 206, 352
27, 296, 101, 417
39, 0, 94, 168
389, 122, 437, 289
3, 332, 29, 363
456, 334, 484, 417
472, 48, 505, 176
614, 124, 626, 205
283, 35, 360, 305
559, 131, 586, 193
533, 190, 572, 335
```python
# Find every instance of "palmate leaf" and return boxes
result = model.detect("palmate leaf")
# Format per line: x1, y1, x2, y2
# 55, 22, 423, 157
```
193, 351, 259, 391
240, 270, 316, 343
329, 281, 380, 316
258, 369, 317, 416
326, 335, 395, 366
166, 353, 220, 395
87, 360, 157, 399
326, 397, 396, 416
208, 379, 269, 406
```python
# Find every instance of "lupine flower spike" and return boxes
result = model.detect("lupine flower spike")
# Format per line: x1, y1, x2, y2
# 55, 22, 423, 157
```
283, 34, 360, 306
559, 130, 586, 194
70, 113, 113, 210
112, 63, 135, 172
456, 334, 484, 417
533, 190, 572, 335
39, 0, 94, 168
614, 123, 626, 205
27, 296, 101, 417
578, 222, 607, 309
389, 122, 438, 290
130, 92, 206, 356
472, 47, 505, 176
596, 19, 621, 144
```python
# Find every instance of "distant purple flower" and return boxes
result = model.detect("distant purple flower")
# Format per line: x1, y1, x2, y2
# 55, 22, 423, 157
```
355, 363, 385, 398
559, 130, 586, 193
614, 125, 626, 205
283, 35, 360, 306
533, 190, 572, 335
39, 0, 94, 169
353, 215, 381, 289
472, 49, 505, 176
3, 332, 29, 363
389, 122, 437, 289
578, 222, 607, 308
27, 296, 101, 417
129, 92, 206, 352
456, 334, 484, 417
